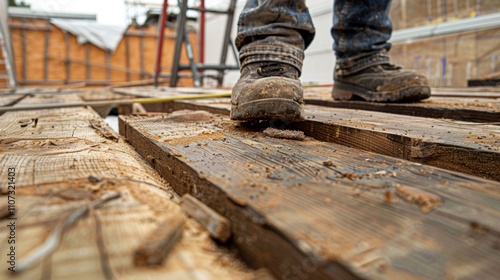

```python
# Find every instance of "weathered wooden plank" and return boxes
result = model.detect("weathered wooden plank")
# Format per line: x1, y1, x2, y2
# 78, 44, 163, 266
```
296, 106, 500, 181
430, 88, 500, 98
0, 94, 253, 279
120, 110, 500, 280
113, 86, 229, 98
138, 99, 500, 180
114, 85, 500, 122
304, 88, 500, 123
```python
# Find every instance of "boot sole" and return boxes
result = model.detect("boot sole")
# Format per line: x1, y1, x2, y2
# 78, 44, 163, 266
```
332, 81, 431, 102
231, 98, 305, 121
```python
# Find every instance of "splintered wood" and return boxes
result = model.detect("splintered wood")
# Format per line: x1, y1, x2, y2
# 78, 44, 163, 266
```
181, 194, 231, 242
120, 110, 500, 280
263, 127, 305, 141
0, 94, 253, 279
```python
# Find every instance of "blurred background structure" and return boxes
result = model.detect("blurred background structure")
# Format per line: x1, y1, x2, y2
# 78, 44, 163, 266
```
1, 0, 500, 89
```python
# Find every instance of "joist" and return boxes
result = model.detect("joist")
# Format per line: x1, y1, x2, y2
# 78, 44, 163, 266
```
120, 110, 500, 280
0, 94, 253, 279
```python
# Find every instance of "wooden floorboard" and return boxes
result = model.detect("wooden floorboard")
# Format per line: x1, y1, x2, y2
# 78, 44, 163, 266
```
134, 99, 500, 181
297, 106, 500, 181
304, 88, 500, 123
113, 86, 500, 123
120, 110, 500, 280
0, 94, 253, 279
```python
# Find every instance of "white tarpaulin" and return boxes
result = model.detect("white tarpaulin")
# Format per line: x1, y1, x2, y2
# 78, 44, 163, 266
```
50, 19, 128, 53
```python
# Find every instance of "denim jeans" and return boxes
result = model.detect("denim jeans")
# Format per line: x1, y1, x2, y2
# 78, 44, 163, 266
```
235, 0, 393, 74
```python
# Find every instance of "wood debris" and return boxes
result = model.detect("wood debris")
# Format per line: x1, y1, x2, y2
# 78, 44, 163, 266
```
181, 194, 231, 242
395, 186, 442, 212
263, 127, 305, 141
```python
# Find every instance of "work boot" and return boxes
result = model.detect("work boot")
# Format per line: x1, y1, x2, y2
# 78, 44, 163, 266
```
231, 62, 304, 121
332, 52, 431, 102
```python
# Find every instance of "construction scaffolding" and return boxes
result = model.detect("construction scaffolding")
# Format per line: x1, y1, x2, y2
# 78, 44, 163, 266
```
153, 0, 239, 88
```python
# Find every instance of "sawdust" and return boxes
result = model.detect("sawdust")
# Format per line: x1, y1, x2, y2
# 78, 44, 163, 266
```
263, 127, 305, 141
395, 186, 442, 212
89, 119, 120, 142
166, 131, 227, 146
322, 160, 337, 167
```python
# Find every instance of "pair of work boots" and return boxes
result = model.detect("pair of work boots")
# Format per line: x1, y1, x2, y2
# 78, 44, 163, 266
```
231, 53, 431, 121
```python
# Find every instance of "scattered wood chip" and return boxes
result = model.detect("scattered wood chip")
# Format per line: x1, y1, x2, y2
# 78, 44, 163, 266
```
181, 194, 231, 242
89, 119, 119, 142
134, 215, 185, 266
263, 127, 305, 141
322, 160, 337, 167
395, 186, 442, 212
88, 175, 103, 184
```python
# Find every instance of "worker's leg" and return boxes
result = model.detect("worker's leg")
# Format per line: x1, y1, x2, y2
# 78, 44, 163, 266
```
331, 0, 431, 102
231, 0, 315, 121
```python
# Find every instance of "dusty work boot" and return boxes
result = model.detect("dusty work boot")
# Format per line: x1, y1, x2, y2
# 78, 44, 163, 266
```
332, 52, 431, 102
231, 62, 304, 121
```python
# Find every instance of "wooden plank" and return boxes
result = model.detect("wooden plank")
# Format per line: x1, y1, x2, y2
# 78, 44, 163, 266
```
132, 98, 500, 181
120, 110, 500, 280
0, 94, 253, 279
304, 87, 500, 123
113, 86, 231, 115
113, 86, 500, 123
296, 106, 500, 181
113, 86, 229, 97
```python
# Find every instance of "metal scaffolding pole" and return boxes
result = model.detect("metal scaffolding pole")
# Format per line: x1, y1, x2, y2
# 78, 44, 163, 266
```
153, 0, 169, 87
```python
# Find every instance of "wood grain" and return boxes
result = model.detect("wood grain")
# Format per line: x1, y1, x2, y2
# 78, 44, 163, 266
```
120, 110, 500, 280
297, 106, 500, 181
304, 87, 500, 123
0, 94, 253, 279
131, 98, 500, 181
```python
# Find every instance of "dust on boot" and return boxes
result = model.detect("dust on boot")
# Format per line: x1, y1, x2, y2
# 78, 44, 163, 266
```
230, 62, 304, 121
